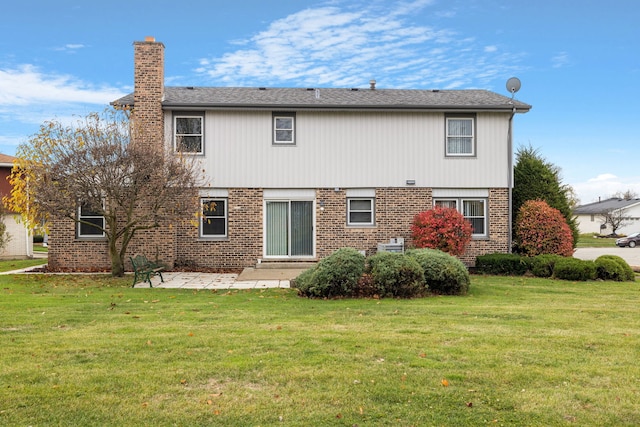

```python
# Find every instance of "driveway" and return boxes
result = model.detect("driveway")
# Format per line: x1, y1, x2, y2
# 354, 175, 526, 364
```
573, 247, 640, 268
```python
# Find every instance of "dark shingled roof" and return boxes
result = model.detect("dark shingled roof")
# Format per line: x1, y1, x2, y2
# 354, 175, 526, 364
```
573, 198, 640, 215
113, 86, 531, 112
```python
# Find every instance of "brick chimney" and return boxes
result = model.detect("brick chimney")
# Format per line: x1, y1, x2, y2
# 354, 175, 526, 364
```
129, 38, 176, 269
133, 37, 164, 151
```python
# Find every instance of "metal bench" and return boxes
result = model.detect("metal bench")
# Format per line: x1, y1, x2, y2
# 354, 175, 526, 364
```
129, 254, 165, 287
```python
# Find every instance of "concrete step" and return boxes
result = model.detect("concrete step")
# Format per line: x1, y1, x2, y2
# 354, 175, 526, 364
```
255, 261, 317, 269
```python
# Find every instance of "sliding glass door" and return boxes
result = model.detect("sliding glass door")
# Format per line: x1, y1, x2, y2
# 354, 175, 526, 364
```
266, 201, 313, 257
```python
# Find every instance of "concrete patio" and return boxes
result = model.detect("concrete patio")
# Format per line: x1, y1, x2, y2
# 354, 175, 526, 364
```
132, 267, 308, 289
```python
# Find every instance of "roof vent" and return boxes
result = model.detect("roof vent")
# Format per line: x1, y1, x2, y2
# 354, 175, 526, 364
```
258, 87, 266, 90
369, 79, 376, 90
351, 88, 359, 91
306, 88, 315, 91
186, 86, 194, 90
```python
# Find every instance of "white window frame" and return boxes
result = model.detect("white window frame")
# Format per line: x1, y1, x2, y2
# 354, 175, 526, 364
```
434, 197, 487, 237
445, 116, 475, 156
200, 198, 227, 238
273, 113, 295, 145
347, 198, 375, 226
174, 114, 204, 154
77, 202, 105, 238
434, 199, 457, 209
462, 199, 487, 237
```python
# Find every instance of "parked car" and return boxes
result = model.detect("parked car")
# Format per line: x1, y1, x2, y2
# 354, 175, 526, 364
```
616, 232, 640, 248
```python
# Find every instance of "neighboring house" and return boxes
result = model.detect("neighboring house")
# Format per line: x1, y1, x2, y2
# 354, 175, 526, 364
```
573, 198, 640, 236
0, 153, 33, 259
47, 37, 530, 271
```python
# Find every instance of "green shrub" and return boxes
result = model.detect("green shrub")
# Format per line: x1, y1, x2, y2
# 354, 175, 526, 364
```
475, 253, 529, 276
515, 200, 574, 257
294, 248, 365, 298
367, 252, 425, 298
406, 248, 470, 295
410, 207, 472, 255
595, 255, 635, 281
553, 258, 596, 281
530, 254, 564, 278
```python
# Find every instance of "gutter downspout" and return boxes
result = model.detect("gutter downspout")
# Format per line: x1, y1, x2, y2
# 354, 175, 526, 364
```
507, 105, 516, 253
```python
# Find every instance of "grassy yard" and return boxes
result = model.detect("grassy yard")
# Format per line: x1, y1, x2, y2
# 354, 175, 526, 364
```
33, 243, 48, 253
1, 273, 639, 426
0, 257, 47, 272
576, 234, 617, 248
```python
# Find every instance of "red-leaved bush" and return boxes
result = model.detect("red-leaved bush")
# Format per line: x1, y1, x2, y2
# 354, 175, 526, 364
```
410, 207, 472, 256
515, 200, 574, 257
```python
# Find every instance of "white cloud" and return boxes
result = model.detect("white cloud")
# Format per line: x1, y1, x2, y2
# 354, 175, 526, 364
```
0, 65, 125, 106
195, 2, 523, 88
573, 173, 640, 204
0, 64, 127, 153
588, 173, 618, 183
53, 43, 86, 52
551, 51, 570, 68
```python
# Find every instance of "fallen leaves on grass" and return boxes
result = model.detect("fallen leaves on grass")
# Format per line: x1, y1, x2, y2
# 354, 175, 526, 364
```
441, 379, 450, 387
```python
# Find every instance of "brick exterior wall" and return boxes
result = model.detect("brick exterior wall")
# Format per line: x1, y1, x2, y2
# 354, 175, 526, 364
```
175, 189, 263, 269
166, 186, 509, 269
48, 185, 509, 270
458, 188, 510, 265
48, 216, 110, 270
315, 187, 432, 258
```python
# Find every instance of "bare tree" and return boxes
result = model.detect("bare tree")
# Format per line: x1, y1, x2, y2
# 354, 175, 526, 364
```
598, 208, 631, 236
7, 108, 204, 276
611, 189, 639, 200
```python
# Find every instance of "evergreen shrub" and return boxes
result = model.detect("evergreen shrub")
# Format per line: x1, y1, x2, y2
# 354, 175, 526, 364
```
553, 258, 596, 281
294, 248, 365, 298
475, 253, 529, 276
366, 252, 425, 298
530, 254, 564, 278
594, 255, 635, 281
406, 248, 470, 295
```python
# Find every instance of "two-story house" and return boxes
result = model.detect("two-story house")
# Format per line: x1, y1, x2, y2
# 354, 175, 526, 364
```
47, 37, 530, 271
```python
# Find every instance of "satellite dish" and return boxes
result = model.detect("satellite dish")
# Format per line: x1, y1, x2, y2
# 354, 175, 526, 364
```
506, 77, 521, 95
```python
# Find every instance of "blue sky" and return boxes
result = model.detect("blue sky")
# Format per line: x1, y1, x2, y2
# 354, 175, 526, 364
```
1, 0, 638, 204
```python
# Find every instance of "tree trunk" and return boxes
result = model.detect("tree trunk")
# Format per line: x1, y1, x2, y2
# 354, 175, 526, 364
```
109, 237, 125, 277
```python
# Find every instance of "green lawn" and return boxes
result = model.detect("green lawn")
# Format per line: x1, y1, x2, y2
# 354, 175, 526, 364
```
1, 273, 639, 426
33, 243, 48, 253
576, 234, 618, 248
0, 257, 47, 272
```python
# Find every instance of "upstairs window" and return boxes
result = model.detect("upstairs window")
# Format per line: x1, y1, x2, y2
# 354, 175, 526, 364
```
201, 199, 227, 238
273, 113, 295, 145
77, 202, 105, 238
174, 115, 203, 154
347, 198, 374, 226
446, 116, 475, 156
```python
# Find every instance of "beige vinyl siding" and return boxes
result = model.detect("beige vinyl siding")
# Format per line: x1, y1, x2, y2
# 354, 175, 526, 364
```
166, 110, 511, 189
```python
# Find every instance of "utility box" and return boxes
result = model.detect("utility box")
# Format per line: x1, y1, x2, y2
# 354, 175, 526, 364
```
377, 237, 404, 253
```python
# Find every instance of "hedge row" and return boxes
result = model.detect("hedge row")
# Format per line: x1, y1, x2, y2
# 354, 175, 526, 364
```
294, 247, 470, 299
475, 253, 635, 282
